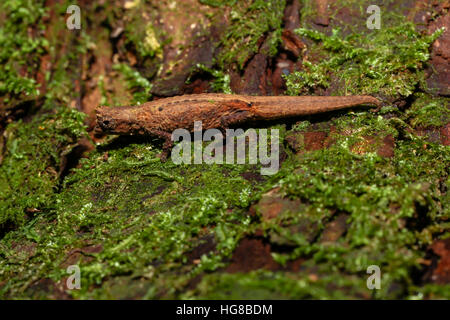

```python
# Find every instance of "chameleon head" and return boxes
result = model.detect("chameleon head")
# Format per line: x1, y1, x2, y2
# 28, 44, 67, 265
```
95, 106, 138, 135
96, 109, 116, 133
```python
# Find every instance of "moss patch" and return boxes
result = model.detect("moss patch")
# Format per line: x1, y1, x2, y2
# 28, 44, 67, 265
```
204, 0, 286, 70
285, 14, 443, 100
0, 0, 48, 99
0, 107, 86, 235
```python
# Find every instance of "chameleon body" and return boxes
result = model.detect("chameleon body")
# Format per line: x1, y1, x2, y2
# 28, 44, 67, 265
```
95, 93, 381, 156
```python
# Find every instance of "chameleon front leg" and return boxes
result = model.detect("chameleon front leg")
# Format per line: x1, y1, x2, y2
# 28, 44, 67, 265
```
219, 110, 253, 128
146, 129, 173, 162
161, 136, 174, 162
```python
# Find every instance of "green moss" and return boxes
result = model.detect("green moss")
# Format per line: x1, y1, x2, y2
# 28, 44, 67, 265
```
3, 101, 447, 299
113, 64, 153, 105
257, 112, 449, 298
210, 0, 286, 70
185, 270, 370, 299
0, 0, 48, 99
0, 135, 269, 298
285, 16, 444, 99
199, 0, 236, 7
123, 4, 165, 64
405, 94, 449, 128
188, 63, 232, 94
192, 0, 286, 92
124, 15, 162, 60
0, 107, 87, 233
43, 1, 94, 104
410, 283, 450, 300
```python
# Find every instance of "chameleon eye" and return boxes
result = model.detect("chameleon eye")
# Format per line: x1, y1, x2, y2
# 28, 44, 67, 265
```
158, 107, 163, 111
98, 116, 115, 131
